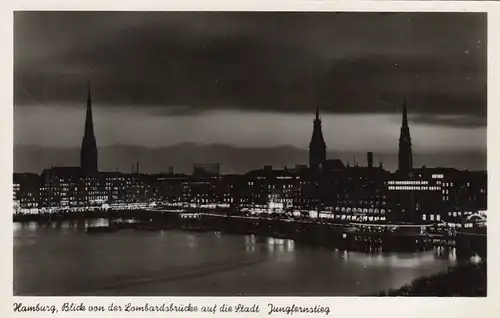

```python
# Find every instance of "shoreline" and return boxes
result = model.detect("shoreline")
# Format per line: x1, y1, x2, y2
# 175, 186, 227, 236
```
373, 260, 486, 297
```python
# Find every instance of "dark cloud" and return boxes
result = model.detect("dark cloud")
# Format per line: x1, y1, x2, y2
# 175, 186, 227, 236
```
14, 11, 486, 122
410, 113, 486, 128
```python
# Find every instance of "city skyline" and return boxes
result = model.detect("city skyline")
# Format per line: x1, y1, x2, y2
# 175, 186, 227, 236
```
13, 94, 487, 175
13, 10, 488, 298
14, 11, 487, 174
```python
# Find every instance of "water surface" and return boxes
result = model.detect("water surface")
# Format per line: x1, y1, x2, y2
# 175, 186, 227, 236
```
14, 220, 457, 296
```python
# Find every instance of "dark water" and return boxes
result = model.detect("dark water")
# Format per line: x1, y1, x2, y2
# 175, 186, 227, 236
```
14, 220, 457, 296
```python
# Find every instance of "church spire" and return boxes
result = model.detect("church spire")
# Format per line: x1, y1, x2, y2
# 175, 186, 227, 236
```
402, 98, 408, 127
84, 81, 95, 138
309, 105, 326, 170
398, 98, 413, 174
81, 81, 98, 174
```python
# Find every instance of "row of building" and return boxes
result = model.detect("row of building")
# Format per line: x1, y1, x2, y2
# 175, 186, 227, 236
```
13, 158, 487, 225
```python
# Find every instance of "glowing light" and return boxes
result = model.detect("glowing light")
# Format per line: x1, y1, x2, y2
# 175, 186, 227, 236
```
471, 255, 482, 264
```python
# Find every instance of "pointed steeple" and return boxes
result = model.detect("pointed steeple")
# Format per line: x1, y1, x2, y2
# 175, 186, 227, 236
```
81, 81, 98, 174
84, 81, 95, 138
309, 105, 326, 170
87, 80, 91, 101
398, 98, 412, 174
402, 98, 408, 127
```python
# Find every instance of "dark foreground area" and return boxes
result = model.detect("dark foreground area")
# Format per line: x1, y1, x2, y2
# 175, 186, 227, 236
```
376, 260, 486, 296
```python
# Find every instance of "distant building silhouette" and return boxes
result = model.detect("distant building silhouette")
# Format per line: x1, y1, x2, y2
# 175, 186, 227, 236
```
367, 152, 374, 169
322, 159, 345, 171
80, 81, 98, 174
398, 99, 413, 175
309, 105, 326, 169
193, 163, 220, 176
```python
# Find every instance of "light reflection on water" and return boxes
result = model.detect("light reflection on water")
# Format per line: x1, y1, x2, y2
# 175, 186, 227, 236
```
470, 254, 482, 264
336, 247, 457, 268
266, 237, 295, 252
86, 218, 109, 227
14, 221, 458, 296
185, 234, 198, 249
245, 234, 256, 252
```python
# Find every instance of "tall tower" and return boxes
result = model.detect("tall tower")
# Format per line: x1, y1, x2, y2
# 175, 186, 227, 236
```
398, 99, 413, 174
309, 105, 326, 169
80, 81, 98, 174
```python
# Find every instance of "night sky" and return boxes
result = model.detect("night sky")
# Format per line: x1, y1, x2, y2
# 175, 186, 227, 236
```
14, 12, 487, 174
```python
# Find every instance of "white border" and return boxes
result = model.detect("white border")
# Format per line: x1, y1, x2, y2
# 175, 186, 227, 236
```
3, 1, 500, 317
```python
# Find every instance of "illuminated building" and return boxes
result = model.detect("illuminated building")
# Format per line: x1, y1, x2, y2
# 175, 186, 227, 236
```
14, 161, 486, 226
184, 175, 232, 208
240, 153, 390, 222
387, 167, 487, 225
319, 153, 391, 223
122, 173, 151, 204
13, 173, 40, 214
40, 167, 109, 211
149, 174, 187, 205
40, 167, 87, 211
241, 167, 300, 213
38, 169, 154, 211
101, 172, 127, 206
13, 183, 19, 210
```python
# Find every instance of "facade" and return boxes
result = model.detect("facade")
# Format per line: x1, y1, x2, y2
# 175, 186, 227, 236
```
240, 156, 391, 223
387, 167, 487, 226
14, 164, 487, 225
13, 173, 40, 214
40, 167, 86, 211
36, 168, 156, 212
